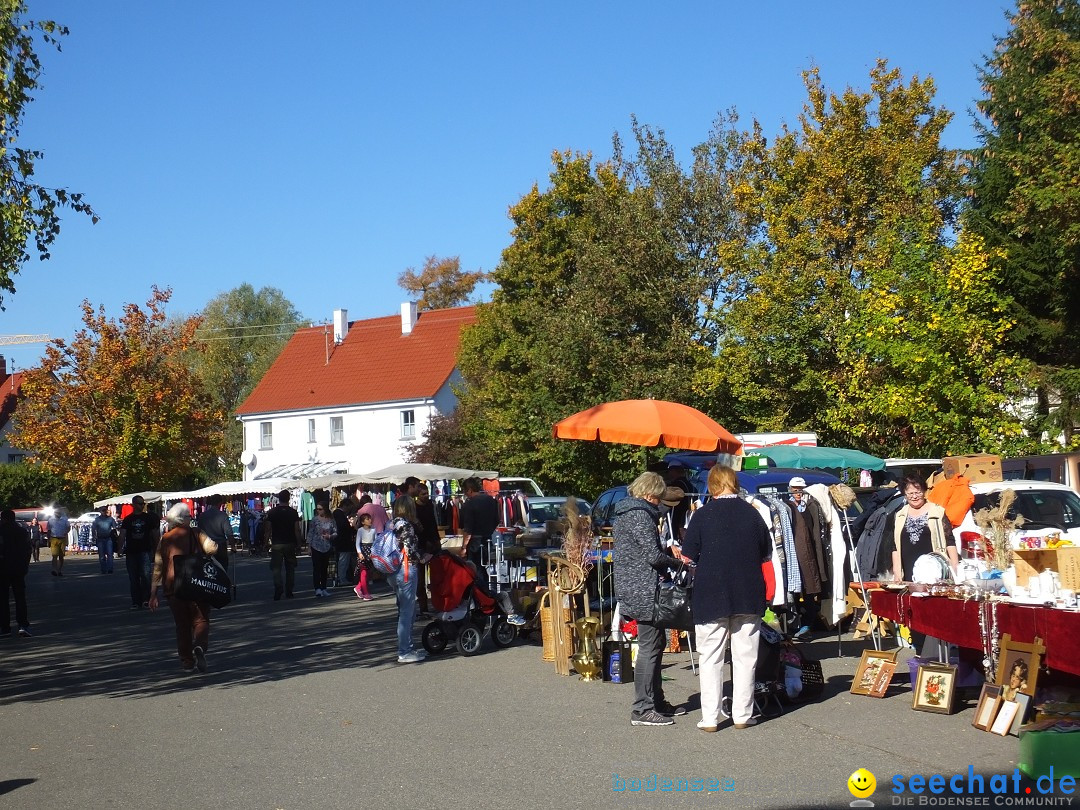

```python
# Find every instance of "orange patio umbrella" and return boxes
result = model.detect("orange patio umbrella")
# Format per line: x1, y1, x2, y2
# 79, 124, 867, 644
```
552, 399, 741, 453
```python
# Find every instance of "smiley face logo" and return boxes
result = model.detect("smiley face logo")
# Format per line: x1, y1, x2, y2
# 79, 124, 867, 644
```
847, 769, 876, 798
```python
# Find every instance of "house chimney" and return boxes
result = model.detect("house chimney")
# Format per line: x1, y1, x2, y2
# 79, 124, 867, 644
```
401, 301, 418, 335
333, 309, 348, 344
0, 355, 6, 377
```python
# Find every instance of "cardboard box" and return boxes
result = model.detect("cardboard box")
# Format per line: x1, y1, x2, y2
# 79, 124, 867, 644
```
943, 454, 1003, 483
1013, 547, 1080, 591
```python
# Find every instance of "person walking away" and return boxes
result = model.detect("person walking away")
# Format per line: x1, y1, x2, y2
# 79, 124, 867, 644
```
353, 512, 376, 601
414, 483, 442, 614
612, 471, 686, 727
29, 516, 43, 563
92, 506, 119, 574
264, 490, 302, 600
196, 494, 234, 568
148, 503, 219, 673
331, 496, 357, 589
119, 496, 159, 609
46, 507, 70, 577
0, 509, 33, 637
308, 502, 337, 597
388, 496, 432, 663
460, 477, 499, 571
682, 465, 771, 732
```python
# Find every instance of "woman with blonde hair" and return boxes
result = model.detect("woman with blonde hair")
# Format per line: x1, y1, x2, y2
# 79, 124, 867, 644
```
613, 471, 685, 727
149, 502, 220, 674
682, 465, 771, 731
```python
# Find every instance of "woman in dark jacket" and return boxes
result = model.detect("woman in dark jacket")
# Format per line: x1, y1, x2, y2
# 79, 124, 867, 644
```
0, 509, 33, 637
613, 472, 683, 727
682, 465, 771, 732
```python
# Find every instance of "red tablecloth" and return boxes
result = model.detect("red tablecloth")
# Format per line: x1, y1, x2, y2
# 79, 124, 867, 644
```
869, 590, 1080, 677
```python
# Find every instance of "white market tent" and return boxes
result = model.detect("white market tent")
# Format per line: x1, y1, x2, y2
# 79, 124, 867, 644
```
360, 463, 499, 483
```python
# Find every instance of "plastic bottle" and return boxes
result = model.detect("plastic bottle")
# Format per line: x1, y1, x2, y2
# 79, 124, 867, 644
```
609, 650, 621, 683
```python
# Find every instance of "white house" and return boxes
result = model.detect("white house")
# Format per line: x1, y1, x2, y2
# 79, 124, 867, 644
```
234, 303, 476, 481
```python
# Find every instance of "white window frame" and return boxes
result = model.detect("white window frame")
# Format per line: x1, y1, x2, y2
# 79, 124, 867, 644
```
308, 418, 316, 443
259, 421, 273, 450
330, 416, 344, 446
400, 409, 415, 440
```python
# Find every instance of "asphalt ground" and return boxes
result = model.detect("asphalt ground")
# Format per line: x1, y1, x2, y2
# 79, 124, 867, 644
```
0, 553, 1073, 810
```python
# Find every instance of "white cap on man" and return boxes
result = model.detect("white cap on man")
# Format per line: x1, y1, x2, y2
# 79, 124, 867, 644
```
789, 476, 807, 489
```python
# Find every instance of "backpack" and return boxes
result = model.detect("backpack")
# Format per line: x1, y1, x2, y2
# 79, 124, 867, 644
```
369, 523, 403, 575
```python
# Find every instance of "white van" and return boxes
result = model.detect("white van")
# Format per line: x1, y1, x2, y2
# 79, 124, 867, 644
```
954, 481, 1080, 552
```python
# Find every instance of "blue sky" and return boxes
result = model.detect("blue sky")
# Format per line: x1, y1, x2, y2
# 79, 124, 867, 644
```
3, 1, 1011, 371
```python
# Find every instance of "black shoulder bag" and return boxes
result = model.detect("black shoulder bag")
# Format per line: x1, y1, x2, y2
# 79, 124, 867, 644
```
653, 560, 694, 630
174, 528, 233, 609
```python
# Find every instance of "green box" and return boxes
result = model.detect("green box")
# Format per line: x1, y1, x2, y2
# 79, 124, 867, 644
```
1018, 728, 1080, 779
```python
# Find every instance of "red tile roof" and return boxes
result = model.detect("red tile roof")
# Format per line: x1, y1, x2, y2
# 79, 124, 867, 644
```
0, 372, 23, 431
235, 306, 476, 416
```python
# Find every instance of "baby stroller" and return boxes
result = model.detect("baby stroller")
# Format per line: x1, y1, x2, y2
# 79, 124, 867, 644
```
420, 552, 519, 656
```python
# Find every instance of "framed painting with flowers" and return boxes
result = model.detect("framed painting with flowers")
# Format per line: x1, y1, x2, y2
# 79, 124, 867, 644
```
912, 662, 957, 714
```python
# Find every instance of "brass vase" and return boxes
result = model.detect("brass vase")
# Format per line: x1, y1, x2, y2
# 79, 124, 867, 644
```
570, 616, 602, 681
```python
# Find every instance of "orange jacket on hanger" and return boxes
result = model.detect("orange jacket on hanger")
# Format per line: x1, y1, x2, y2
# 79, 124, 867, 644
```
927, 475, 975, 528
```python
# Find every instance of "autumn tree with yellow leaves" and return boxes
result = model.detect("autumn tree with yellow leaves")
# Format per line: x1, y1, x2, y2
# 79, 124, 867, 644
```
12, 287, 224, 497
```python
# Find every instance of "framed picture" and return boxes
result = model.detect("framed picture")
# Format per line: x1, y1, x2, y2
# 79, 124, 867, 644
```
972, 684, 1002, 731
912, 663, 957, 714
1009, 693, 1031, 736
851, 649, 900, 696
991, 700, 1020, 736
868, 660, 898, 698
995, 634, 1045, 701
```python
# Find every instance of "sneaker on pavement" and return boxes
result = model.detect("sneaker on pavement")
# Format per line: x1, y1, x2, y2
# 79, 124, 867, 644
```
656, 702, 688, 717
397, 650, 426, 664
18, 626, 32, 637
506, 613, 527, 626
362, 595, 374, 601
193, 645, 207, 673
631, 710, 674, 726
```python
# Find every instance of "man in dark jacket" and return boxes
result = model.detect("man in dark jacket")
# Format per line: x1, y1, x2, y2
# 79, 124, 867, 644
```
196, 494, 234, 568
0, 509, 33, 637
332, 496, 357, 588
613, 472, 684, 727
460, 477, 499, 569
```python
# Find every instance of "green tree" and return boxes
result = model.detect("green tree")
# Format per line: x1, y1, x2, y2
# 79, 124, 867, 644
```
397, 255, 487, 310
0, 462, 87, 512
0, 1, 96, 307
187, 284, 304, 480
11, 287, 223, 497
965, 0, 1080, 439
451, 151, 708, 496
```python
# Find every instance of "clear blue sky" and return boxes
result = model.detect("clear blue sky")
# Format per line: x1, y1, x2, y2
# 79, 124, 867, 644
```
3, 1, 1011, 371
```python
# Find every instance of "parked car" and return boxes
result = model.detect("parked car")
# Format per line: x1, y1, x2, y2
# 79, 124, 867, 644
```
527, 496, 591, 528
590, 467, 842, 533
954, 480, 1080, 554
484, 477, 545, 496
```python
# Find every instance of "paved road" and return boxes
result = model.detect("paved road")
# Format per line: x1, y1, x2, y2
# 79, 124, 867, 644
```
0, 554, 1052, 809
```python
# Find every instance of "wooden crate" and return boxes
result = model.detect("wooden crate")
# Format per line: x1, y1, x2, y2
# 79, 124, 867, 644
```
943, 454, 1003, 483
1013, 547, 1080, 591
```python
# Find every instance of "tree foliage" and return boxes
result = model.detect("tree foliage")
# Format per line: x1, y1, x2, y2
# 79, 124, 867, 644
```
11, 287, 224, 497
0, 462, 87, 512
186, 284, 304, 479
965, 0, 1080, 441
397, 255, 487, 310
447, 152, 709, 496
0, 1, 96, 308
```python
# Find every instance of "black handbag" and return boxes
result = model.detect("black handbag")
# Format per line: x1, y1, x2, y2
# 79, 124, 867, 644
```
173, 530, 232, 609
653, 562, 694, 630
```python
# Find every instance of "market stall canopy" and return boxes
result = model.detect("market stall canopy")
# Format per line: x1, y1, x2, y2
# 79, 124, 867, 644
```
751, 445, 885, 471
183, 478, 294, 499
361, 463, 499, 483
553, 399, 742, 453
93, 490, 176, 508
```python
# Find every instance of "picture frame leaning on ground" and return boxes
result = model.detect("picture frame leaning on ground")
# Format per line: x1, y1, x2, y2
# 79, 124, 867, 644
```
994, 634, 1044, 701
850, 649, 899, 696
912, 662, 957, 714
972, 683, 1002, 731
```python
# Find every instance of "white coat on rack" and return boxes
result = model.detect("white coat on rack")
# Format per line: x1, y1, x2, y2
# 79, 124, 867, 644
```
805, 483, 848, 626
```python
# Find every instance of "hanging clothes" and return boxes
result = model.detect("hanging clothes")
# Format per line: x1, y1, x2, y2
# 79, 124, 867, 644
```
806, 483, 849, 626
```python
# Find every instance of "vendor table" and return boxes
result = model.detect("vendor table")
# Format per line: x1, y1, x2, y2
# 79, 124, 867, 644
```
869, 590, 1080, 678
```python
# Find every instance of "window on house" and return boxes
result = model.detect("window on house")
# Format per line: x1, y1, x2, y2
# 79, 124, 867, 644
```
330, 416, 344, 445
7, 453, 25, 464
308, 418, 316, 443
260, 422, 273, 450
401, 409, 415, 440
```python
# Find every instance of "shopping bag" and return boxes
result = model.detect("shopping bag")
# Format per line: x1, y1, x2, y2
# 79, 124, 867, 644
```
174, 552, 233, 609
652, 563, 694, 630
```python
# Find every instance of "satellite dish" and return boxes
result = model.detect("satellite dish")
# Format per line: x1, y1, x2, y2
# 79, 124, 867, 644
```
240, 450, 256, 468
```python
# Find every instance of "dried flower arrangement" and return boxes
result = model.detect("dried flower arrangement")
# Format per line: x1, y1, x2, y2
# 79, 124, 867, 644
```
561, 497, 595, 576
973, 488, 1025, 572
